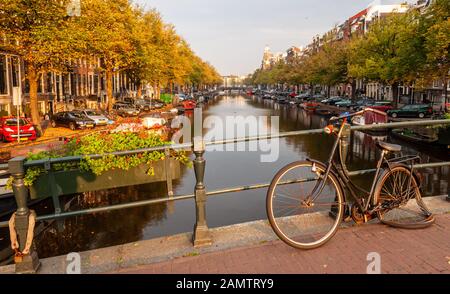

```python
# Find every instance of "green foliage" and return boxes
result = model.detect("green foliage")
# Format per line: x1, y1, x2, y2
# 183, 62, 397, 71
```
8, 132, 191, 189
348, 11, 425, 86
0, 0, 221, 119
249, 5, 448, 101
421, 0, 450, 91
160, 94, 173, 104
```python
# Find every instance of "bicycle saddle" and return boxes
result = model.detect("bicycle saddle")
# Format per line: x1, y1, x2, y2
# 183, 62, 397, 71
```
376, 141, 402, 152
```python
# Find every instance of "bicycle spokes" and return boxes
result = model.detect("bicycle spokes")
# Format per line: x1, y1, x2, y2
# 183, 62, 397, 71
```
267, 162, 344, 249
376, 166, 434, 229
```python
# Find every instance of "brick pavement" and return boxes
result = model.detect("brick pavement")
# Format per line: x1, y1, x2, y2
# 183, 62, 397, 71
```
114, 214, 450, 274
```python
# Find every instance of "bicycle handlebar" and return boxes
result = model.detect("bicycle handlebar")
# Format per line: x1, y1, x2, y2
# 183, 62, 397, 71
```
329, 107, 387, 122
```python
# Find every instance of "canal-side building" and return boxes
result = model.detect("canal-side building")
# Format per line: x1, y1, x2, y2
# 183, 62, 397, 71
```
261, 46, 274, 70
300, 0, 438, 103
222, 75, 246, 88
0, 52, 22, 116
0, 52, 139, 117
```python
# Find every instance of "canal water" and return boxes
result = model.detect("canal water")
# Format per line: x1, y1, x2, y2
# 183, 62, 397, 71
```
2, 95, 449, 259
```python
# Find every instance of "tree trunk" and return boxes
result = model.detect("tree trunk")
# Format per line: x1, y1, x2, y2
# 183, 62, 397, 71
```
327, 84, 331, 98
106, 69, 113, 112
443, 76, 448, 112
28, 66, 42, 134
351, 79, 356, 100
155, 82, 160, 100
137, 83, 142, 99
391, 82, 399, 108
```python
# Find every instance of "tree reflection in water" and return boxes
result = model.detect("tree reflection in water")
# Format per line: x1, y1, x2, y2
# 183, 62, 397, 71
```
35, 182, 170, 258
2, 95, 449, 259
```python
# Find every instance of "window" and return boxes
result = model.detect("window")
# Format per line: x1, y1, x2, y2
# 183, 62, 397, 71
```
11, 57, 20, 87
47, 73, 53, 93
0, 55, 7, 95
94, 74, 99, 94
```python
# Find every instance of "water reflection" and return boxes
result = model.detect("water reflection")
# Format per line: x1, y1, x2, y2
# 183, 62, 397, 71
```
2, 95, 449, 259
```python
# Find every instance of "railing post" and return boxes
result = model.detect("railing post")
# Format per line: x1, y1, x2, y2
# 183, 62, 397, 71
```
192, 137, 212, 247
8, 157, 40, 273
164, 148, 174, 197
447, 170, 450, 202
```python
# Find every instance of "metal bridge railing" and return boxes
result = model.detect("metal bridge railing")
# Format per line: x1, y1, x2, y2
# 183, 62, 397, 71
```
2, 117, 450, 273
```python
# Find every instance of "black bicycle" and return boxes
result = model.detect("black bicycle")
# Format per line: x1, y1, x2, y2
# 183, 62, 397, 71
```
266, 108, 435, 249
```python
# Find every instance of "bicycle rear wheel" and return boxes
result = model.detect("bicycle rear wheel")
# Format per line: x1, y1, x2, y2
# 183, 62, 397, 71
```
374, 165, 435, 229
266, 161, 345, 249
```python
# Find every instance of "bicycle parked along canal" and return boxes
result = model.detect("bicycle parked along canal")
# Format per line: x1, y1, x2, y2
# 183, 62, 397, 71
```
266, 108, 435, 249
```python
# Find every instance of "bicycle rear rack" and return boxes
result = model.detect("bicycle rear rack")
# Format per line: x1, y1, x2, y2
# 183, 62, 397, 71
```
386, 154, 421, 166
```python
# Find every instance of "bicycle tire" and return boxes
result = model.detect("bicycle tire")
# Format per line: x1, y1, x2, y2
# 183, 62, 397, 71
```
266, 160, 345, 249
374, 164, 435, 229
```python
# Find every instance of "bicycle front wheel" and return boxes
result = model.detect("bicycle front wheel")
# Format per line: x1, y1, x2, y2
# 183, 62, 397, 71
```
375, 165, 435, 229
266, 161, 345, 249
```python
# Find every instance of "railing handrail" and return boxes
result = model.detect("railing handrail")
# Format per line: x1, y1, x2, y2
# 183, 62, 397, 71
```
2, 114, 450, 272
12, 118, 450, 169
1, 161, 449, 229
23, 142, 193, 168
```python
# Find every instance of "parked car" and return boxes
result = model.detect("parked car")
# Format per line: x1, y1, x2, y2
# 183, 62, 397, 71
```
176, 94, 187, 101
352, 99, 376, 111
182, 99, 197, 110
387, 104, 433, 119
321, 96, 344, 106
335, 99, 353, 108
365, 101, 394, 112
146, 100, 164, 109
112, 103, 140, 117
122, 98, 135, 105
133, 99, 152, 111
0, 117, 37, 142
79, 109, 110, 126
51, 111, 96, 130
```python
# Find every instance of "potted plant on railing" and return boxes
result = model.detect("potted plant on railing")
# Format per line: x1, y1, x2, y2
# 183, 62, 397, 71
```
8, 130, 191, 200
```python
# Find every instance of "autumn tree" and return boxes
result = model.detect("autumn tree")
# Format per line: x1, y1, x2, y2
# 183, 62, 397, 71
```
0, 0, 78, 130
79, 0, 135, 112
348, 11, 425, 106
421, 0, 450, 104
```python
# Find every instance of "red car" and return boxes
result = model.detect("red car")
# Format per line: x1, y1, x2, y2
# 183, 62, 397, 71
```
182, 100, 197, 110
0, 117, 37, 142
367, 101, 394, 113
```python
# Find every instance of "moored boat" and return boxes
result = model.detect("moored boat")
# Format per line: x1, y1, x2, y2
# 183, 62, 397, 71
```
352, 109, 388, 134
391, 128, 439, 145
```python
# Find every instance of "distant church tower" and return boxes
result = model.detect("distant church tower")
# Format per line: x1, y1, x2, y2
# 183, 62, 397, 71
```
261, 46, 273, 70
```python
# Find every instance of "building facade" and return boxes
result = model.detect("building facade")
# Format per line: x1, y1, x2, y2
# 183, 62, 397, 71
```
0, 53, 139, 117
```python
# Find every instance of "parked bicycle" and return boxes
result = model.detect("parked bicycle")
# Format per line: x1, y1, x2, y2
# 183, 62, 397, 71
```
266, 108, 435, 249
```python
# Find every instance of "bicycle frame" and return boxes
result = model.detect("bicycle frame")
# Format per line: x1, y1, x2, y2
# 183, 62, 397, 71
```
310, 111, 419, 216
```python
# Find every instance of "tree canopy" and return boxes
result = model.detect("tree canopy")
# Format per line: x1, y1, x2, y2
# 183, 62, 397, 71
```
249, 2, 449, 104
0, 0, 222, 121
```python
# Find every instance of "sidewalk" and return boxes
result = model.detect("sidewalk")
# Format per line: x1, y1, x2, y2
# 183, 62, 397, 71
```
0, 196, 449, 274
115, 214, 450, 274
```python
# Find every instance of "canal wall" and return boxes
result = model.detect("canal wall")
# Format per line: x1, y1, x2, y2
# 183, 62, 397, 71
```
1, 195, 449, 274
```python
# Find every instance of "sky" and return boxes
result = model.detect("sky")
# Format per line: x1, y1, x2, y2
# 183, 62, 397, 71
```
136, 0, 416, 76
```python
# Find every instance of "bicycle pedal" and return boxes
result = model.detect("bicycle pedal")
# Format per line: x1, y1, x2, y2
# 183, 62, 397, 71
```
343, 215, 353, 223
